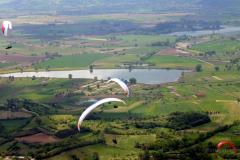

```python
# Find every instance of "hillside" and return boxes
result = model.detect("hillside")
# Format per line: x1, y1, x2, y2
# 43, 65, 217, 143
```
0, 0, 197, 14
0, 0, 240, 23
0, 0, 239, 159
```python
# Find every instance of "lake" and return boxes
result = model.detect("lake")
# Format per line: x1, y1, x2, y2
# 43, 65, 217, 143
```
169, 26, 240, 36
0, 69, 188, 85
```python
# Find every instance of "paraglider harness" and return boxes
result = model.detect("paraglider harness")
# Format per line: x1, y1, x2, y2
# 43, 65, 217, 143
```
5, 44, 12, 49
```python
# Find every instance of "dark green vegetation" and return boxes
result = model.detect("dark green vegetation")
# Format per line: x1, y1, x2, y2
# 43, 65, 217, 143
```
15, 20, 221, 41
15, 21, 140, 40
152, 20, 221, 34
0, 66, 239, 159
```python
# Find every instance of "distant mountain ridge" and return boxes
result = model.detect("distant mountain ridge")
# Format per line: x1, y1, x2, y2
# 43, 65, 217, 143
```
0, 0, 240, 21
0, 0, 199, 13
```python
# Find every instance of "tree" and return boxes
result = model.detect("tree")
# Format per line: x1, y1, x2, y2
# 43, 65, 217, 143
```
70, 155, 79, 160
0, 123, 5, 133
152, 151, 167, 159
139, 150, 150, 160
92, 152, 99, 160
8, 76, 14, 81
195, 64, 202, 72
214, 66, 220, 72
35, 117, 42, 126
237, 98, 240, 104
68, 74, 72, 79
34, 66, 38, 72
6, 98, 19, 111
89, 65, 93, 73
237, 66, 240, 71
32, 76, 36, 80
129, 78, 137, 84
45, 66, 50, 71
128, 65, 133, 72
87, 85, 92, 91
181, 144, 212, 160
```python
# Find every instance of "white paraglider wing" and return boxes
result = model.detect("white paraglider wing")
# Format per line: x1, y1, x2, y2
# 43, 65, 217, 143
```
77, 98, 126, 131
107, 78, 130, 97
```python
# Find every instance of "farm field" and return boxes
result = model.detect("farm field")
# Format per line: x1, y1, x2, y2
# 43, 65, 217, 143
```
145, 55, 210, 69
191, 39, 240, 56
0, 64, 239, 159
0, 1, 240, 159
0, 43, 239, 159
35, 53, 108, 70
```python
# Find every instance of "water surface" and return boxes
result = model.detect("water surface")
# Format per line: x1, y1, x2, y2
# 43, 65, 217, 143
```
169, 26, 240, 36
0, 69, 188, 84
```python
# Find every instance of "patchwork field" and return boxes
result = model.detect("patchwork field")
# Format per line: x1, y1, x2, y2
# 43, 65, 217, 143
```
191, 39, 240, 55
16, 133, 59, 144
145, 55, 209, 69
0, 5, 239, 159
0, 61, 239, 158
35, 53, 108, 70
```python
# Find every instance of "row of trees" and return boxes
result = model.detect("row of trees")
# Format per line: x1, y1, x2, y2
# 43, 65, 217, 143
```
194, 64, 240, 72
134, 112, 210, 130
4, 98, 58, 115
138, 122, 239, 160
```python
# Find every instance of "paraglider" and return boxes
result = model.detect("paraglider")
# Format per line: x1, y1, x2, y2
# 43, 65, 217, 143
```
107, 78, 130, 97
77, 98, 126, 132
217, 140, 237, 152
2, 21, 12, 36
2, 20, 13, 49
216, 140, 237, 159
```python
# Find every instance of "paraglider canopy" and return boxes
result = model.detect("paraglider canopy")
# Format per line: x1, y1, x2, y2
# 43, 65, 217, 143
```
2, 21, 12, 37
77, 98, 126, 132
107, 78, 130, 97
217, 140, 237, 154
2, 21, 13, 49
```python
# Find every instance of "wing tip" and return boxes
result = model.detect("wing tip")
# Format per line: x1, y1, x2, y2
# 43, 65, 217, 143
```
77, 124, 81, 132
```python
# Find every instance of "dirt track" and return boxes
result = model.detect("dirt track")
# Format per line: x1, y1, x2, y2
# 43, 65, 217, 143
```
157, 48, 191, 56
0, 54, 45, 64
0, 111, 32, 119
16, 133, 59, 144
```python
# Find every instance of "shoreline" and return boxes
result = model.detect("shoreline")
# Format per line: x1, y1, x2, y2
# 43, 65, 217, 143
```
0, 66, 193, 74
0, 68, 191, 85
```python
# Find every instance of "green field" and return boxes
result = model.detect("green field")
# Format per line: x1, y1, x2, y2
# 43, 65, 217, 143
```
35, 53, 108, 69
0, 62, 15, 68
95, 54, 140, 68
114, 34, 176, 46
0, 58, 239, 159
48, 134, 156, 160
145, 55, 210, 69
0, 119, 29, 133
191, 39, 240, 55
